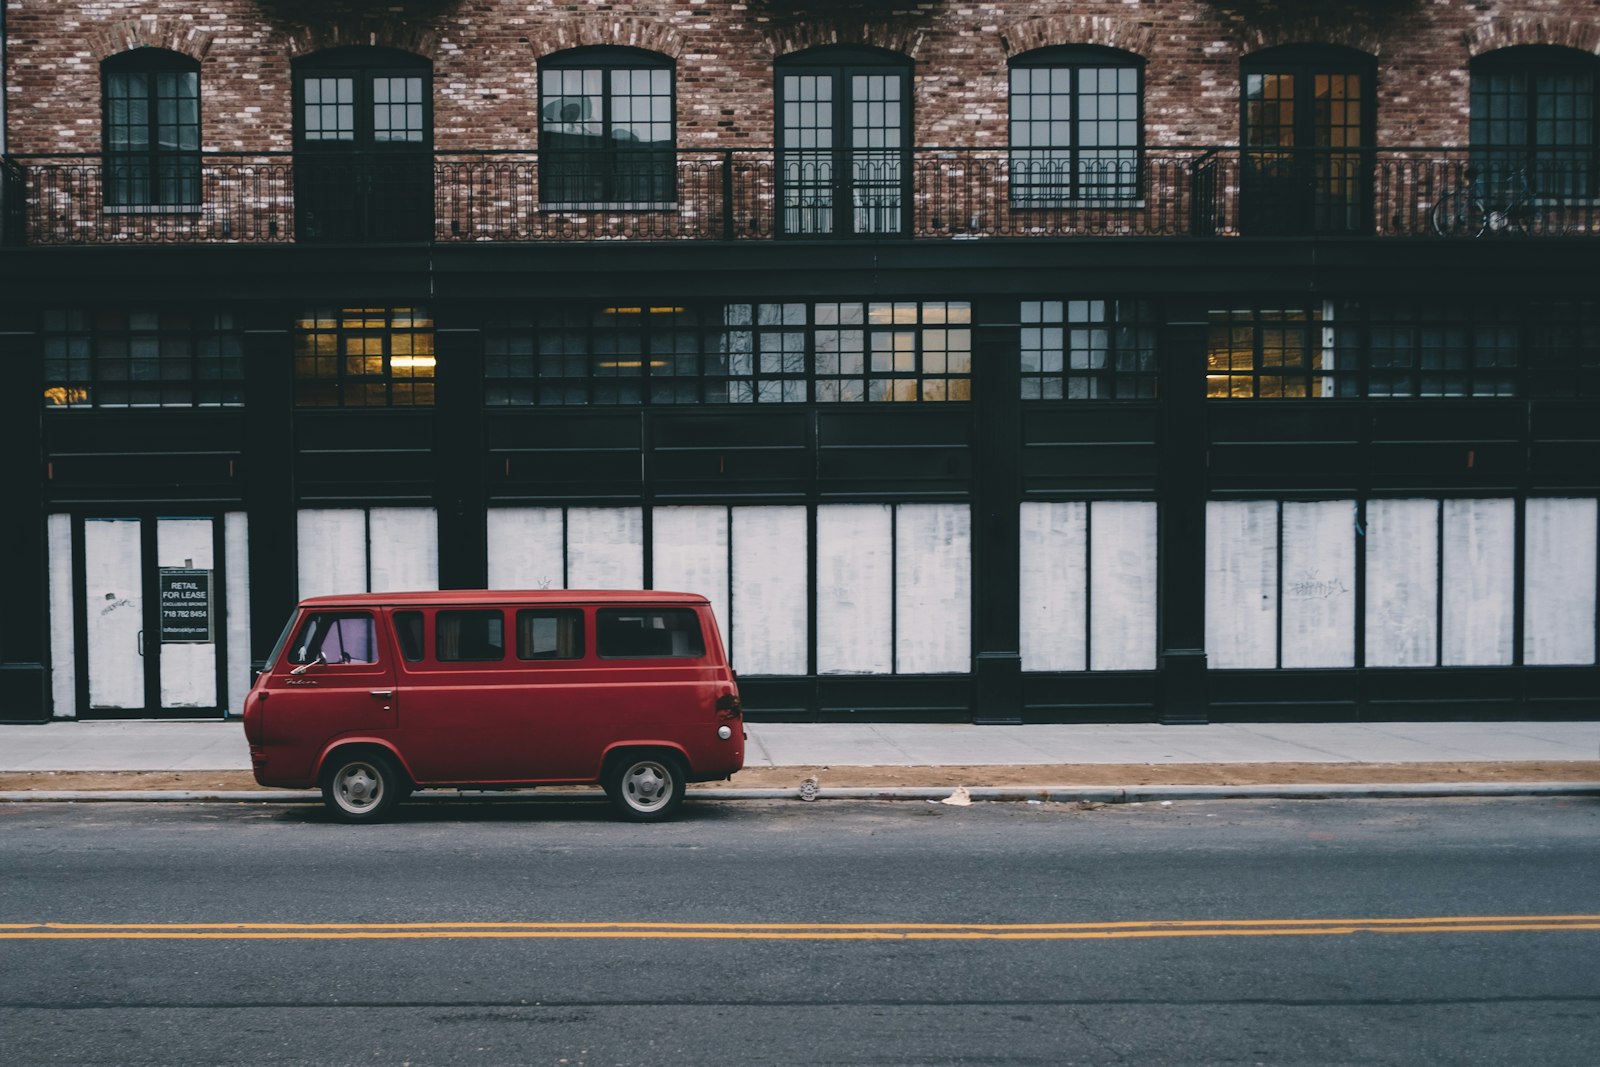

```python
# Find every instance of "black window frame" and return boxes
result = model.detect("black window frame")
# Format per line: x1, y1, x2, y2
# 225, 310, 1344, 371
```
1008, 46, 1145, 207
293, 306, 436, 408
42, 307, 246, 410
1019, 298, 1159, 400
101, 48, 201, 210
1470, 46, 1598, 199
538, 46, 677, 209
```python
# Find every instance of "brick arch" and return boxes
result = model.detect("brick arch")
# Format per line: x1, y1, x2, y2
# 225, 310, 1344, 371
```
763, 22, 926, 60
1237, 22, 1388, 58
528, 20, 685, 60
86, 19, 215, 64
999, 16, 1156, 59
1466, 17, 1600, 58
277, 21, 442, 59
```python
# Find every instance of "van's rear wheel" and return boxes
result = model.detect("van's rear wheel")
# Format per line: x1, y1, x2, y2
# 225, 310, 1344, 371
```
605, 753, 686, 822
320, 751, 404, 824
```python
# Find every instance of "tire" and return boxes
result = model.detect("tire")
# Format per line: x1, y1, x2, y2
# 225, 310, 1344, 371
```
604, 752, 687, 822
320, 750, 405, 824
1431, 192, 1486, 237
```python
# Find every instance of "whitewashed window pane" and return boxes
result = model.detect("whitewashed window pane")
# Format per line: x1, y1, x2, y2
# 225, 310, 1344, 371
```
224, 512, 251, 716
297, 509, 368, 599
1280, 500, 1356, 668
895, 504, 971, 674
486, 508, 566, 589
1441, 499, 1515, 666
731, 507, 809, 675
653, 507, 730, 640
84, 518, 145, 708
816, 504, 893, 674
567, 507, 643, 588
157, 517, 216, 708
1089, 501, 1157, 670
1206, 501, 1278, 669
1365, 499, 1439, 667
1524, 497, 1598, 665
368, 508, 439, 593
47, 514, 76, 718
1019, 501, 1088, 672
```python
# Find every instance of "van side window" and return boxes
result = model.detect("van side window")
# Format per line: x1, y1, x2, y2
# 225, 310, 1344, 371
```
394, 611, 424, 662
516, 610, 584, 660
597, 608, 705, 659
437, 610, 505, 662
289, 613, 378, 666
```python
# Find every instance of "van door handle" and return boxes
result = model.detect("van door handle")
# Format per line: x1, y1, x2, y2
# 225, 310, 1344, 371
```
370, 690, 394, 699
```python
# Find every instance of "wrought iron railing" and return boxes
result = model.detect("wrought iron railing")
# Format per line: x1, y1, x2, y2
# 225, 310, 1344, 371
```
4, 147, 1597, 245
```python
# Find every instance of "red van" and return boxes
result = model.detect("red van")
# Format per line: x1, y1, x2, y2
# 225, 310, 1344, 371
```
241, 590, 744, 823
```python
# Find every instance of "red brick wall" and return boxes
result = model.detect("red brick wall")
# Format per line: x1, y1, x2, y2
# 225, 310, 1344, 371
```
4, 1, 1598, 153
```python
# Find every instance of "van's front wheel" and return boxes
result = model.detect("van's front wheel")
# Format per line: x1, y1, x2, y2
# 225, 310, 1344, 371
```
320, 751, 404, 824
605, 753, 686, 822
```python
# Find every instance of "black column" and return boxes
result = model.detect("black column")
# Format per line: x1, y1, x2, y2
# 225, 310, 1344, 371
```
1157, 303, 1210, 724
242, 313, 296, 670
433, 324, 486, 589
0, 325, 48, 720
971, 298, 1023, 724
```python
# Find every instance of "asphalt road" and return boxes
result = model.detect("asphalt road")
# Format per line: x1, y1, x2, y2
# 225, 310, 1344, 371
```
2, 795, 1597, 1066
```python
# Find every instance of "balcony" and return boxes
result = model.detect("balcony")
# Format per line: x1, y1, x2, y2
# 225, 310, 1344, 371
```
2, 147, 1596, 246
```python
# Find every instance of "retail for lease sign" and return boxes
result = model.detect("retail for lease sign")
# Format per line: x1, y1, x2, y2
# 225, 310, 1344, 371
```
159, 568, 214, 643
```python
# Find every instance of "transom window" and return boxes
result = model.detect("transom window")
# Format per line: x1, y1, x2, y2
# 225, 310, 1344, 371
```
539, 48, 675, 207
293, 307, 435, 407
483, 301, 972, 405
1009, 47, 1143, 205
1020, 299, 1158, 399
1334, 301, 1518, 398
1472, 47, 1597, 197
43, 309, 244, 409
1207, 306, 1337, 398
101, 49, 200, 208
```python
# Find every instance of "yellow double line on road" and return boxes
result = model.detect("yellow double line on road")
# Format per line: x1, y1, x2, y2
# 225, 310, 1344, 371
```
3, 916, 1599, 941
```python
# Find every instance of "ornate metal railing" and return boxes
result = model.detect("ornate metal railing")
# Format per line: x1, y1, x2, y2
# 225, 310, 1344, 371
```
4, 147, 1596, 245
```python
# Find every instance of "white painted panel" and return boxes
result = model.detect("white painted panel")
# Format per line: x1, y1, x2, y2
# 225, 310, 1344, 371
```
1089, 501, 1158, 671
816, 504, 893, 674
84, 519, 145, 709
1019, 502, 1087, 672
486, 508, 566, 589
157, 518, 217, 708
368, 508, 438, 593
730, 507, 809, 675
47, 514, 76, 719
652, 506, 730, 639
895, 504, 971, 674
566, 507, 644, 588
296, 509, 368, 599
1441, 499, 1515, 666
1365, 499, 1439, 668
1524, 497, 1598, 665
224, 513, 251, 716
1280, 500, 1356, 668
1205, 501, 1278, 669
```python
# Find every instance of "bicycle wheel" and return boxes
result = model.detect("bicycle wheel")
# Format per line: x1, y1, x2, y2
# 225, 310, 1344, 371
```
1431, 192, 1487, 237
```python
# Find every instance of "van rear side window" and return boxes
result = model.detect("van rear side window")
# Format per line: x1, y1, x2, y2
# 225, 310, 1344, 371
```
290, 613, 378, 665
437, 610, 505, 662
597, 609, 705, 659
517, 610, 584, 660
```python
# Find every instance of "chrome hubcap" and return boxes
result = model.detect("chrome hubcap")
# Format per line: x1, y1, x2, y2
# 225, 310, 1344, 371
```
624, 764, 669, 810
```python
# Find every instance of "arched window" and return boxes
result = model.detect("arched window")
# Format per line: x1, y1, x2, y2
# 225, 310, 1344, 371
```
1009, 46, 1143, 205
1472, 47, 1597, 197
539, 47, 676, 207
776, 46, 912, 237
101, 49, 200, 208
1240, 45, 1375, 235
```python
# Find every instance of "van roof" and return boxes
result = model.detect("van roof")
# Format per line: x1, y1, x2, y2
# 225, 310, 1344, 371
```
298, 589, 711, 608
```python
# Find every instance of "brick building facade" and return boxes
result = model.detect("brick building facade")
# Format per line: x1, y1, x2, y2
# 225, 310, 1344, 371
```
1, 0, 1597, 722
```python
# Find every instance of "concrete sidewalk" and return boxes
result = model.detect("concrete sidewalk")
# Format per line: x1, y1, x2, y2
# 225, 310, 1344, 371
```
0, 718, 1597, 773
0, 718, 1596, 807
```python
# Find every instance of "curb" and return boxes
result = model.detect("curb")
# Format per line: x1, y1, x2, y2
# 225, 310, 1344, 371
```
2, 783, 1596, 804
